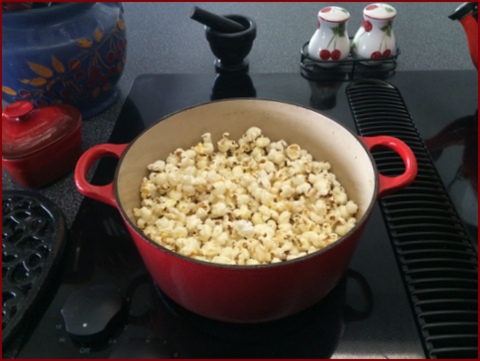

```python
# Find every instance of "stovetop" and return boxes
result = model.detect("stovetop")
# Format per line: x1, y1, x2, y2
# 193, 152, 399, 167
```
3, 70, 477, 358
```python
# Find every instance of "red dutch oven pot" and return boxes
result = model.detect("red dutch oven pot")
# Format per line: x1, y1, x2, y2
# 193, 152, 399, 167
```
75, 99, 417, 323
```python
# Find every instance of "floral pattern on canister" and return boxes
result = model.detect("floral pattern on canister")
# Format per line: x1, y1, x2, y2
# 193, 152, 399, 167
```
8, 19, 126, 106
2, 3, 126, 118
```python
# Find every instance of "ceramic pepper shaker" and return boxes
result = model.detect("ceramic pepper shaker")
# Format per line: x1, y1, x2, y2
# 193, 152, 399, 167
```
351, 3, 397, 64
307, 6, 351, 67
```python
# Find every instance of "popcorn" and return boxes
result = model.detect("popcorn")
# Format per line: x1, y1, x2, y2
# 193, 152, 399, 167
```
267, 148, 286, 165
255, 136, 271, 148
279, 183, 295, 198
134, 127, 358, 266
235, 220, 255, 238
285, 144, 301, 160
147, 160, 166, 172
244, 126, 262, 142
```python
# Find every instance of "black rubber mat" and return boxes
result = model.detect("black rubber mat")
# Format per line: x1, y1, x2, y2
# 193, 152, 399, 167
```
347, 79, 478, 359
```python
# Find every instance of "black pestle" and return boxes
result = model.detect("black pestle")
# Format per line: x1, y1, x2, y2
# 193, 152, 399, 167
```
189, 6, 245, 33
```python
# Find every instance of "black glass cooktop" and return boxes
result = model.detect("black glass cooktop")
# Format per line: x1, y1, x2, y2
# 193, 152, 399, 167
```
4, 70, 477, 358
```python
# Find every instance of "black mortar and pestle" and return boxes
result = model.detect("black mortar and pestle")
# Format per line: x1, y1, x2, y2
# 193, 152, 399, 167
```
190, 6, 257, 72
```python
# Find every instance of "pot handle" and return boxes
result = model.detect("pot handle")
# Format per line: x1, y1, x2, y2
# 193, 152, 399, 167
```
74, 143, 129, 207
359, 136, 417, 198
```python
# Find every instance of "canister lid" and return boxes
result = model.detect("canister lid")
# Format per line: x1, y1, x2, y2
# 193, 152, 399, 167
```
363, 3, 397, 20
2, 101, 82, 159
318, 6, 350, 23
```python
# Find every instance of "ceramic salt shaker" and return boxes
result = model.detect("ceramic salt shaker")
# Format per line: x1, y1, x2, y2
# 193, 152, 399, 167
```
307, 6, 351, 67
352, 3, 397, 64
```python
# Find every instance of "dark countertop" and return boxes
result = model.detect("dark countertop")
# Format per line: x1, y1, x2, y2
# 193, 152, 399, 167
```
2, 2, 476, 227
6, 70, 477, 359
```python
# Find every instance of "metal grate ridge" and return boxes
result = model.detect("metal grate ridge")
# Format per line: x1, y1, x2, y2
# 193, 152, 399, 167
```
346, 79, 478, 359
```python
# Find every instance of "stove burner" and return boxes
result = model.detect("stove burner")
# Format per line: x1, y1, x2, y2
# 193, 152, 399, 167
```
154, 282, 314, 341
153, 270, 373, 358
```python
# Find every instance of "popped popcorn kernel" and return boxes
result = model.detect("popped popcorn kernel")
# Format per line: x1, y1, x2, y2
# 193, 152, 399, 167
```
134, 127, 358, 265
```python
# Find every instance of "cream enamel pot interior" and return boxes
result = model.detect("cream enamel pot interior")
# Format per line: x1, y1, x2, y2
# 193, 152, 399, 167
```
75, 99, 417, 323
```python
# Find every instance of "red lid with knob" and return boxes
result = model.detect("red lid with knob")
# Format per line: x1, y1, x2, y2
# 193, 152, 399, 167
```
2, 101, 82, 159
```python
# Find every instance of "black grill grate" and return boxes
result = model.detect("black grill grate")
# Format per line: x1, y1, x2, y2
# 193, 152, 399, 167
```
346, 79, 478, 359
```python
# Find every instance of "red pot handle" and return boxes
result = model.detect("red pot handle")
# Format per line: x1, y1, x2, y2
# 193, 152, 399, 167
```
359, 136, 418, 198
74, 143, 129, 207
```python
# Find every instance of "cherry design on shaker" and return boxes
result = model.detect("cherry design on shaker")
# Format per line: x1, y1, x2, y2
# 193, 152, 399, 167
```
317, 7, 349, 61
307, 6, 351, 66
351, 3, 396, 61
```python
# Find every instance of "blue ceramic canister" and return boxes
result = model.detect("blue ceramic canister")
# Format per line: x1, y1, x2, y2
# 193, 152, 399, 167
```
2, 2, 126, 119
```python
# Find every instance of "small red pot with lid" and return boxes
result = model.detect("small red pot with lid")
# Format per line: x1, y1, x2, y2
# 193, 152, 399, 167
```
2, 100, 82, 188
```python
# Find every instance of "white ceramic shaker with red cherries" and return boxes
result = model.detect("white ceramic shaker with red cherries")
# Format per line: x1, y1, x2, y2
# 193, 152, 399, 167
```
307, 6, 351, 67
351, 3, 396, 64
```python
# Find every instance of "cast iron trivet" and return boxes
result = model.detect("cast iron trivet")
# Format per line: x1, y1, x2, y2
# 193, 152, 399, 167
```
2, 190, 67, 349
347, 79, 478, 359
